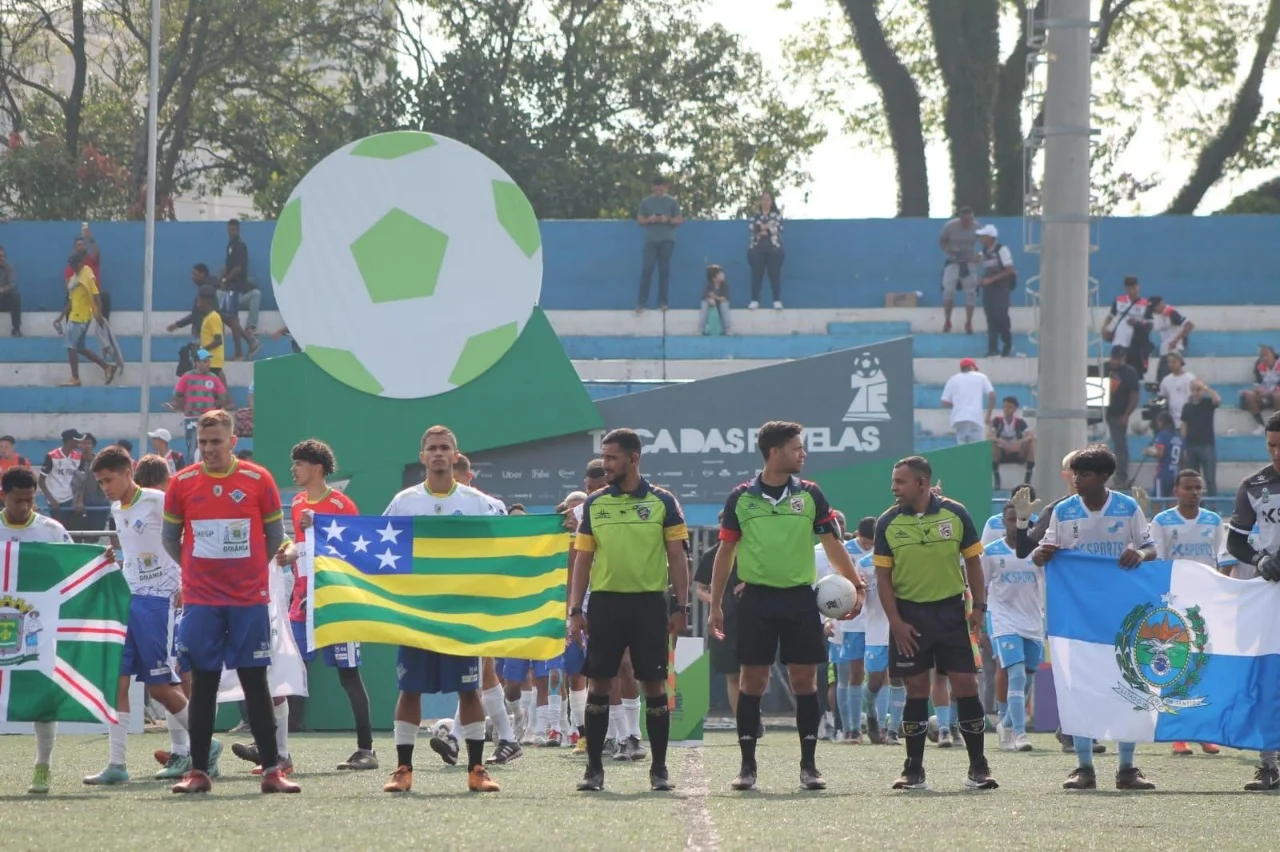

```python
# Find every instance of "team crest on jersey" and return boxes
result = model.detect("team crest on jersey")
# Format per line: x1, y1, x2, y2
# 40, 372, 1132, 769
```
133, 518, 146, 533
213, 485, 223, 497
636, 504, 652, 521
230, 489, 246, 504
937, 521, 954, 539
790, 497, 805, 514
1114, 592, 1208, 714
434, 504, 443, 514
0, 597, 42, 667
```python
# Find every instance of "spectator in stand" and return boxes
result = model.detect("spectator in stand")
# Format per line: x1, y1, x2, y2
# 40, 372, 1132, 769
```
699, 264, 732, 335
0, 435, 30, 472
164, 348, 233, 461
147, 427, 187, 474
1101, 276, 1154, 379
746, 191, 784, 310
990, 396, 1035, 490
1241, 345, 1280, 435
938, 206, 980, 334
1103, 345, 1140, 487
1181, 380, 1220, 496
167, 264, 213, 339
194, 287, 226, 382
73, 224, 106, 317
1146, 411, 1183, 499
72, 433, 111, 531
0, 245, 20, 337
941, 357, 995, 445
976, 225, 1016, 357
1157, 352, 1195, 428
221, 218, 259, 360
635, 177, 682, 313
38, 428, 84, 526
1146, 296, 1194, 383
56, 249, 117, 387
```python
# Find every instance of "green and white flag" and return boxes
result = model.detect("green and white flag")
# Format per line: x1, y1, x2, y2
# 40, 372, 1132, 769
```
0, 542, 129, 724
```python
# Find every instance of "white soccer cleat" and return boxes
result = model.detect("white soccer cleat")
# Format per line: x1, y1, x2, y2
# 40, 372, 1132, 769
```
997, 720, 1015, 751
1014, 733, 1033, 752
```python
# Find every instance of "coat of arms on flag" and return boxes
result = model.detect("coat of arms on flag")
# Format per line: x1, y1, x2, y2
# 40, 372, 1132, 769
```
1113, 592, 1209, 713
0, 595, 44, 666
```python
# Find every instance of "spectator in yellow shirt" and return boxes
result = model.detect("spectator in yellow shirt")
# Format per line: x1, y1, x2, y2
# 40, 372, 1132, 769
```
56, 250, 114, 387
197, 286, 227, 381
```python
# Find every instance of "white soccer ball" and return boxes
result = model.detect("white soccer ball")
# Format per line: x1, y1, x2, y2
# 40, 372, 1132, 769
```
270, 131, 544, 399
431, 717, 454, 739
815, 574, 857, 619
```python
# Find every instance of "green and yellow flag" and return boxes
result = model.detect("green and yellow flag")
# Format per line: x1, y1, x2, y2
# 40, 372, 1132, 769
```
306, 513, 569, 659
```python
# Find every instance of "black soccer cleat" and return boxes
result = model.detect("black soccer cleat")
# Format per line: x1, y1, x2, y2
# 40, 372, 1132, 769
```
891, 760, 928, 791
730, 763, 757, 791
485, 739, 523, 766
336, 749, 379, 771
800, 765, 827, 791
1245, 765, 1280, 792
231, 742, 260, 764
649, 765, 674, 792
1115, 766, 1155, 791
964, 758, 998, 790
1063, 766, 1097, 790
577, 766, 605, 792
429, 734, 459, 766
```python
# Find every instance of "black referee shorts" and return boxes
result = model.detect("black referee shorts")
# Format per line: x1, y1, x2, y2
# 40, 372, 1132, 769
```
737, 583, 827, 667
889, 595, 975, 678
583, 591, 669, 682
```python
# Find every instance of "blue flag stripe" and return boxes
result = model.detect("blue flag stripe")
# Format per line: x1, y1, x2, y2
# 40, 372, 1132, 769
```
1045, 554, 1173, 645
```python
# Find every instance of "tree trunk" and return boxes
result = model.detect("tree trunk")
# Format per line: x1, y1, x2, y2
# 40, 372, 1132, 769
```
991, 0, 1044, 216
927, 0, 1000, 215
1164, 0, 1280, 214
157, 13, 213, 204
65, 0, 87, 158
840, 0, 930, 216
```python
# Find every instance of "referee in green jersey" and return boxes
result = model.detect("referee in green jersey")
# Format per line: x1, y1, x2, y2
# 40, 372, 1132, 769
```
874, 455, 997, 791
708, 420, 866, 792
568, 428, 690, 793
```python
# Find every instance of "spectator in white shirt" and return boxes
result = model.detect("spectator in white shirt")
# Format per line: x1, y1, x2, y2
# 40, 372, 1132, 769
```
941, 357, 996, 445
1157, 353, 1195, 428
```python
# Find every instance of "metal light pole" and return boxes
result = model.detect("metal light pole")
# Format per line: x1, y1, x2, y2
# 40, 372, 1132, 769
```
1032, 0, 1093, 503
138, 0, 160, 449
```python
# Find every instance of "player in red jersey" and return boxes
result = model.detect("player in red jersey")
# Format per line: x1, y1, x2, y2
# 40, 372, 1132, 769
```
160, 409, 299, 795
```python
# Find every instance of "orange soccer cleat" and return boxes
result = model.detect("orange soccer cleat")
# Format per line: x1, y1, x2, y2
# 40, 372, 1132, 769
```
468, 765, 500, 792
171, 770, 212, 794
1172, 742, 1193, 756
383, 765, 413, 793
260, 768, 301, 794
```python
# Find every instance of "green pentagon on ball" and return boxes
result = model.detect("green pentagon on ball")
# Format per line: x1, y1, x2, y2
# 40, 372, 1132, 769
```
350, 208, 448, 303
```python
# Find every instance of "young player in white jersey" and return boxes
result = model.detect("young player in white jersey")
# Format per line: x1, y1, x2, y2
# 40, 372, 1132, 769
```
982, 501, 1043, 753
852, 520, 895, 744
1033, 444, 1157, 791
816, 514, 861, 742
1147, 468, 1225, 757
83, 446, 200, 785
981, 485, 1036, 546
1, 466, 74, 794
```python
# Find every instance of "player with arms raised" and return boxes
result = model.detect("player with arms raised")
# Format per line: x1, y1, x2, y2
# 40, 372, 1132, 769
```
161, 409, 298, 794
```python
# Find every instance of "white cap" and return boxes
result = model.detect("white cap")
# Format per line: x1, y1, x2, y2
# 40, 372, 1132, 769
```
976, 224, 998, 238
148, 427, 172, 443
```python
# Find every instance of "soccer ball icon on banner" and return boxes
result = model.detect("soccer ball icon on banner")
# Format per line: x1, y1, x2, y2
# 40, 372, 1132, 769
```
269, 131, 544, 399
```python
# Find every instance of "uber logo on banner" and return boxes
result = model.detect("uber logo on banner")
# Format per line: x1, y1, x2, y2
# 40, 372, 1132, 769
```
472, 337, 913, 505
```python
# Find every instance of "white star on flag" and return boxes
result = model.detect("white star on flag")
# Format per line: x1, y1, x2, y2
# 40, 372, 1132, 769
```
352, 536, 370, 553
376, 549, 401, 570
323, 519, 347, 541
326, 545, 340, 555
377, 522, 402, 544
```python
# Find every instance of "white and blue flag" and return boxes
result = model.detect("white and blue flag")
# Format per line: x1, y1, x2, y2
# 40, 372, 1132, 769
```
1048, 551, 1278, 751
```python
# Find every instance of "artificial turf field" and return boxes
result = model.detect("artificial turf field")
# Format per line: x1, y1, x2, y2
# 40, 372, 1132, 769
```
4, 731, 1280, 850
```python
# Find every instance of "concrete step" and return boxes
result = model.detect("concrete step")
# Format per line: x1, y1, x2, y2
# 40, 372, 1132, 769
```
0, 361, 257, 388
914, 433, 1264, 463
912, 406, 1264, 437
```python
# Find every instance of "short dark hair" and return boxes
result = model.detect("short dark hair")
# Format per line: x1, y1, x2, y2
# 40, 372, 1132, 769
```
601, 428, 642, 455
116, 439, 133, 453
1, 466, 37, 492
1124, 275, 1139, 287
857, 516, 876, 539
757, 420, 803, 461
133, 454, 171, 488
705, 264, 723, 283
585, 459, 606, 480
1068, 443, 1117, 477
291, 439, 336, 476
0, 435, 14, 444
1002, 396, 1019, 407
958, 206, 974, 215
1174, 468, 1204, 488
228, 218, 240, 226
894, 455, 932, 481
193, 263, 209, 275
1266, 411, 1280, 433
235, 449, 254, 460
508, 503, 526, 514
1012, 483, 1037, 502
453, 453, 471, 473
1155, 410, 1175, 430
90, 445, 133, 474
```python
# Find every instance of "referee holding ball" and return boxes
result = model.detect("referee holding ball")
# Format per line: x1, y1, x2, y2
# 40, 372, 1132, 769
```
708, 420, 866, 792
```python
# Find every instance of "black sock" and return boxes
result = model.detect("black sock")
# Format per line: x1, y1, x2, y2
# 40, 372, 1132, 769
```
956, 695, 987, 765
188, 669, 220, 772
645, 694, 670, 769
396, 744, 414, 769
1024, 462, 1035, 483
796, 692, 821, 769
736, 692, 761, 769
584, 692, 610, 771
237, 667, 279, 770
903, 697, 930, 770
338, 667, 374, 751
466, 739, 484, 770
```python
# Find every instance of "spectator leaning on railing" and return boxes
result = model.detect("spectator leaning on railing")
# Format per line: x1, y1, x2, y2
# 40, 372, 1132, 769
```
0, 244, 21, 337
746, 191, 784, 310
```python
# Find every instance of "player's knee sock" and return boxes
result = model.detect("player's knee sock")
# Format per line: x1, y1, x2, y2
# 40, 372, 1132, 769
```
608, 703, 623, 741
1007, 666, 1028, 735
796, 691, 821, 768
996, 699, 1009, 728
460, 720, 486, 770
584, 693, 610, 771
736, 692, 762, 769
273, 698, 290, 760
1118, 742, 1136, 769
394, 720, 417, 769
167, 707, 191, 756
935, 702, 951, 731
570, 688, 587, 735
902, 698, 929, 768
34, 720, 56, 766
237, 667, 279, 771
1073, 735, 1095, 768
337, 667, 374, 751
482, 684, 516, 742
548, 694, 564, 733
108, 711, 129, 766
834, 683, 850, 732
188, 669, 220, 772
956, 695, 986, 764
645, 694, 670, 769
950, 699, 960, 729
888, 684, 906, 731
521, 689, 537, 729
874, 686, 889, 725
622, 696, 642, 740
845, 684, 864, 735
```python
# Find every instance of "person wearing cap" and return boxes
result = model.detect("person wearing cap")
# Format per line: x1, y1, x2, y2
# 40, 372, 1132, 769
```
149, 428, 187, 474
636, 176, 683, 313
56, 249, 116, 387
1103, 344, 1141, 487
166, 349, 233, 463
941, 358, 996, 445
977, 225, 1016, 358
195, 286, 226, 379
39, 428, 85, 526
938, 206, 981, 334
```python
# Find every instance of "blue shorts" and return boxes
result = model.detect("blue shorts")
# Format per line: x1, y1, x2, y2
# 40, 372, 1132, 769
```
290, 619, 360, 669
176, 603, 272, 671
500, 656, 565, 682
63, 320, 90, 350
121, 595, 176, 684
564, 639, 587, 677
397, 646, 480, 694
829, 630, 866, 663
864, 644, 889, 674
993, 634, 1043, 672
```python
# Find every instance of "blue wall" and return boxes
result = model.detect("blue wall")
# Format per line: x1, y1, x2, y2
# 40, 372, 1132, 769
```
1, 216, 1275, 312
